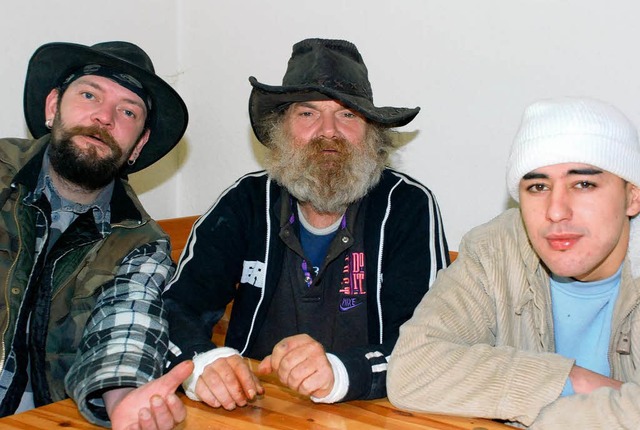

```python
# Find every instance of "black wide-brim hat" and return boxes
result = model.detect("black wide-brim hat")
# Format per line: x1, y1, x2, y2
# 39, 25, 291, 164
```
24, 41, 188, 173
249, 38, 420, 145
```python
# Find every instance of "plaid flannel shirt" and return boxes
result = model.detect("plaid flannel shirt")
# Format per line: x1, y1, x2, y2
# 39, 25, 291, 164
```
64, 238, 175, 426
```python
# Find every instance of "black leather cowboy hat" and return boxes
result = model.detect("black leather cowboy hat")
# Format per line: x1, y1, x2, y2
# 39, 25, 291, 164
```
249, 38, 420, 145
24, 41, 188, 173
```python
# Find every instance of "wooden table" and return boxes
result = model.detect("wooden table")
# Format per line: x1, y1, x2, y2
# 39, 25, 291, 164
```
0, 362, 513, 429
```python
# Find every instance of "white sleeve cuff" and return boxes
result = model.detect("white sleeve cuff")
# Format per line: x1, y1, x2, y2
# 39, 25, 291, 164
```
310, 353, 349, 403
182, 347, 240, 401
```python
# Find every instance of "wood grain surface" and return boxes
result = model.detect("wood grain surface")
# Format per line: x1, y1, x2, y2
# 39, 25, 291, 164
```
0, 360, 511, 430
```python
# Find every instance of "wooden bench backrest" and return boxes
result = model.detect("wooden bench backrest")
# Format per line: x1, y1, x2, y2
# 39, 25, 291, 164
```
157, 215, 200, 262
449, 250, 458, 262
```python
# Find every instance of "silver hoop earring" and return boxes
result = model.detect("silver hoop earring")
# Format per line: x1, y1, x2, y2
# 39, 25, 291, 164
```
45, 119, 53, 129
127, 158, 136, 166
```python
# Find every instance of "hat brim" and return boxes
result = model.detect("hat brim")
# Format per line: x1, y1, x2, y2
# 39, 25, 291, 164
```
24, 42, 188, 173
248, 76, 419, 144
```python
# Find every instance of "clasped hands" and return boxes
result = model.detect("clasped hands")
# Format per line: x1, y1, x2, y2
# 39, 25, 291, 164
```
194, 333, 335, 410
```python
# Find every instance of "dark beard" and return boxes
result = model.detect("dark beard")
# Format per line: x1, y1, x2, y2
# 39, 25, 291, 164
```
49, 122, 125, 191
264, 125, 387, 214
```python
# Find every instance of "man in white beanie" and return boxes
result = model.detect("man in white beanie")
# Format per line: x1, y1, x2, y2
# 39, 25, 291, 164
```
387, 97, 640, 428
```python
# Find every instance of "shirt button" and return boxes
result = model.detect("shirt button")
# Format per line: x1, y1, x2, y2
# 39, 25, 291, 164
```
11, 288, 20, 295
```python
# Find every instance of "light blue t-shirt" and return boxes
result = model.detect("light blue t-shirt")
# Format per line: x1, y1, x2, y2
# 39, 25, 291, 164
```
551, 266, 621, 396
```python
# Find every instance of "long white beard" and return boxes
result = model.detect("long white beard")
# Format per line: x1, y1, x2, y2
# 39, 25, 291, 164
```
264, 126, 387, 214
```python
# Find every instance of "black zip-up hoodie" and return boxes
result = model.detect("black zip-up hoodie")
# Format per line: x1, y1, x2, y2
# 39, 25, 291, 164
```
164, 168, 448, 401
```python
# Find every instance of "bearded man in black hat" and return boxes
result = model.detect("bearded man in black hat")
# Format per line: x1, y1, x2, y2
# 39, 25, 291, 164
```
0, 41, 191, 429
163, 38, 449, 409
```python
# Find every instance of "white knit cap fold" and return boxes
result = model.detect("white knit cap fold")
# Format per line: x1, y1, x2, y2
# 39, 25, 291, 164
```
506, 97, 640, 201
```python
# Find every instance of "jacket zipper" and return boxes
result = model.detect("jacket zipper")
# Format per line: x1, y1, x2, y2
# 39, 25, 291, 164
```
0, 187, 25, 374
611, 300, 639, 378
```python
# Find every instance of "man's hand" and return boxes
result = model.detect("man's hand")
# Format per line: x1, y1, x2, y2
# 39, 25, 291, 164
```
105, 360, 194, 430
569, 365, 623, 394
257, 334, 334, 398
195, 354, 264, 410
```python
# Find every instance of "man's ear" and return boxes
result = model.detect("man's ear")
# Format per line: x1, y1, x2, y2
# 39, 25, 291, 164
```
626, 183, 640, 217
129, 129, 151, 163
44, 88, 60, 120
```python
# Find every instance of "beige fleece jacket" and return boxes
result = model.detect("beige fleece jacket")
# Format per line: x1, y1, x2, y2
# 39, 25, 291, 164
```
388, 208, 640, 429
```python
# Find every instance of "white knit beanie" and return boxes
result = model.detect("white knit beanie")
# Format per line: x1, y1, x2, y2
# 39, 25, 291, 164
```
506, 97, 640, 202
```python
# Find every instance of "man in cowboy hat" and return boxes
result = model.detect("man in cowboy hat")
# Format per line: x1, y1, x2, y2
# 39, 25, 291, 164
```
0, 41, 191, 428
388, 97, 640, 428
163, 38, 449, 409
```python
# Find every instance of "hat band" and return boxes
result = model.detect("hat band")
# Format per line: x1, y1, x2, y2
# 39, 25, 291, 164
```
59, 64, 152, 111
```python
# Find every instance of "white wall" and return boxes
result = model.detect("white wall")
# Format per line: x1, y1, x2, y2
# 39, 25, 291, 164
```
3, 0, 640, 250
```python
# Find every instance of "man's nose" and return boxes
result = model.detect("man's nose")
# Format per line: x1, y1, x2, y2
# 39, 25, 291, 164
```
90, 104, 115, 128
546, 187, 572, 222
318, 112, 337, 139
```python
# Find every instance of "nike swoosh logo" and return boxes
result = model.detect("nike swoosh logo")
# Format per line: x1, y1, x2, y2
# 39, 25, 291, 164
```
339, 301, 363, 312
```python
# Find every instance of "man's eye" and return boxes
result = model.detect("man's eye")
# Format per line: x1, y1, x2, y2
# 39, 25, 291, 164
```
342, 112, 356, 118
123, 109, 136, 118
81, 92, 95, 100
526, 183, 548, 193
575, 181, 596, 189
